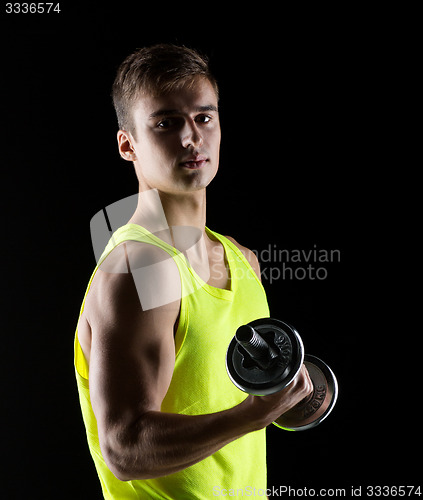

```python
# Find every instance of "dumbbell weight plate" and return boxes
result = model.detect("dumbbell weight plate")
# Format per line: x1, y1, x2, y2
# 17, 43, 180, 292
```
273, 354, 338, 431
226, 318, 304, 395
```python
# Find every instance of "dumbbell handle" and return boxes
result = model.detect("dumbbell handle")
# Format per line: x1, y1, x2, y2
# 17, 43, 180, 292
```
235, 325, 279, 369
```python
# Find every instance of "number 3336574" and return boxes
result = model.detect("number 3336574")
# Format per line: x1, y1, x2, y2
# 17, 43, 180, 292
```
5, 3, 61, 14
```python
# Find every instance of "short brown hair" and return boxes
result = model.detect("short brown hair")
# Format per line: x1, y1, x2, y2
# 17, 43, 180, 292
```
112, 44, 219, 136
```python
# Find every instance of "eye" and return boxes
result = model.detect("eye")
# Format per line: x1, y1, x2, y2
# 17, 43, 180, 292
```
195, 114, 212, 124
157, 118, 175, 129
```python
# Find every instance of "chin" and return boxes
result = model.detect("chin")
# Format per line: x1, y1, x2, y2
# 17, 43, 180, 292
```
175, 164, 218, 192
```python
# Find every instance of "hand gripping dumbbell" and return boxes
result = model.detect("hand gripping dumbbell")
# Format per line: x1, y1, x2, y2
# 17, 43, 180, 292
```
226, 318, 338, 431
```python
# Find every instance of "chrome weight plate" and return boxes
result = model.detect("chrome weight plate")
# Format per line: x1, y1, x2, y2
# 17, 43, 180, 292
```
273, 354, 338, 431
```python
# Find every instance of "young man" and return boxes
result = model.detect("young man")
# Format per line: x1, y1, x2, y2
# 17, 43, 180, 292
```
74, 44, 312, 499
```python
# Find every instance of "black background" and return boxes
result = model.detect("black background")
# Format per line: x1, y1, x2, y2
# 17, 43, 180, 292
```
1, 4, 419, 499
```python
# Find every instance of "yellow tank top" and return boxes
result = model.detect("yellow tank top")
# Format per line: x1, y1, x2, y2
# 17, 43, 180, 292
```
74, 224, 270, 499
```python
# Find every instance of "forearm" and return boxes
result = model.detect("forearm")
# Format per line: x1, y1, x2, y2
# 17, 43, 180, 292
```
102, 396, 262, 481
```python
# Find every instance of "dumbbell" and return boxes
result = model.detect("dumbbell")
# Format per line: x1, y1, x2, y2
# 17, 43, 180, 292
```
226, 318, 338, 431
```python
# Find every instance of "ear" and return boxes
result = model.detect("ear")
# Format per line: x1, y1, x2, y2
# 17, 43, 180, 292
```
117, 130, 137, 162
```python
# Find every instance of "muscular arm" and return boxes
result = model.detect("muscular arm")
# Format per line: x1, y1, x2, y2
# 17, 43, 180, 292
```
85, 244, 312, 481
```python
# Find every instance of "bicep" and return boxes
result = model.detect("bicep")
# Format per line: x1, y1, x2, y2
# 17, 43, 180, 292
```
87, 266, 179, 433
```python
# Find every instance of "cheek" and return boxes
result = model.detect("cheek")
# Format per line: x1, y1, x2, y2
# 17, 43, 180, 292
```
214, 129, 221, 151
205, 124, 221, 149
137, 135, 177, 169
210, 130, 221, 162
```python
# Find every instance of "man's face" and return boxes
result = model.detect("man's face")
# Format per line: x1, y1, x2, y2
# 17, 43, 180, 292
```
128, 77, 221, 194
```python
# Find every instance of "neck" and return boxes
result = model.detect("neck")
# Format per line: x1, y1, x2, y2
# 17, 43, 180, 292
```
128, 186, 208, 251
158, 189, 206, 232
128, 186, 221, 284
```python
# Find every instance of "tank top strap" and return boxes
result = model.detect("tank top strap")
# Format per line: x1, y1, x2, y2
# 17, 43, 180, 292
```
98, 224, 177, 262
205, 228, 264, 290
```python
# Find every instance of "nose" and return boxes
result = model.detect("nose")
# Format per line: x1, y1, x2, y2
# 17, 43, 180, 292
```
181, 120, 203, 149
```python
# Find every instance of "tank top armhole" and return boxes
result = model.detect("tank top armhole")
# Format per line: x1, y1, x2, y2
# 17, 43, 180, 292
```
74, 267, 100, 380
74, 331, 89, 379
174, 285, 189, 359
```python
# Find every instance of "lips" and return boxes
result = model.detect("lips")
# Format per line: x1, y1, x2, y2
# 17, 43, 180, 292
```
179, 154, 208, 169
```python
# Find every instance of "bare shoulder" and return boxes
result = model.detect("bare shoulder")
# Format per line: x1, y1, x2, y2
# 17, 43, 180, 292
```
92, 240, 181, 311
78, 241, 181, 363
225, 235, 262, 281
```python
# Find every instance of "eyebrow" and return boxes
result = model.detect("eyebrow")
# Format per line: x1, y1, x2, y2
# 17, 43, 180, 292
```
149, 105, 218, 119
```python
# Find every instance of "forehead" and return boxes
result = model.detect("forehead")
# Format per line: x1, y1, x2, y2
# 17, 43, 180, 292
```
134, 77, 218, 119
